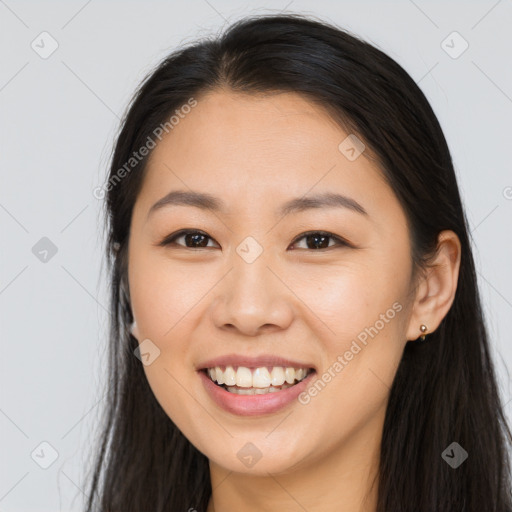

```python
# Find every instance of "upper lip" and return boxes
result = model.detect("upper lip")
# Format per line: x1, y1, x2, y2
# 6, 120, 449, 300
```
197, 354, 316, 371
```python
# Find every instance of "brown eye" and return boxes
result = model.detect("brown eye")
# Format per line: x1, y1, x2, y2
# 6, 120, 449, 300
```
159, 230, 219, 249
289, 231, 349, 250
158, 229, 350, 251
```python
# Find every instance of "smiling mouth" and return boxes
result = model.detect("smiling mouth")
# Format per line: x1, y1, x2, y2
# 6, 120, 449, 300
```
201, 365, 315, 395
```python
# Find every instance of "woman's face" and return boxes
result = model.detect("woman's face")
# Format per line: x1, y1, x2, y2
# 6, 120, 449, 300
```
128, 90, 418, 475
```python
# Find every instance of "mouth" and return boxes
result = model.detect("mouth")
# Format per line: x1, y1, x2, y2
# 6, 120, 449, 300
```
200, 365, 315, 395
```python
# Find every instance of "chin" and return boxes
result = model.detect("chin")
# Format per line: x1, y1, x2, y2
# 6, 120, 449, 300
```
203, 436, 313, 476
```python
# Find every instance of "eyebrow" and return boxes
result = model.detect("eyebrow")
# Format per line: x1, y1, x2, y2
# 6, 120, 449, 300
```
146, 190, 368, 219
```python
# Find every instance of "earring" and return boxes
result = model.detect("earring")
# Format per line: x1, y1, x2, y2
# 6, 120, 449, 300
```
419, 324, 428, 341
130, 320, 137, 337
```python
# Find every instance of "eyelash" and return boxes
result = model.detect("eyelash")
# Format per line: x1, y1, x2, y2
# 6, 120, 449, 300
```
157, 229, 352, 251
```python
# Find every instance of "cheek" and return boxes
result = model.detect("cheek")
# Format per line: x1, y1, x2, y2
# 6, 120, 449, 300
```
288, 260, 405, 340
129, 249, 214, 339
288, 256, 409, 401
128, 251, 214, 442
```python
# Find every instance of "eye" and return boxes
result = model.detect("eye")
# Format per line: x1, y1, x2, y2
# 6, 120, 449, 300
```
158, 229, 219, 249
289, 230, 350, 251
158, 229, 351, 251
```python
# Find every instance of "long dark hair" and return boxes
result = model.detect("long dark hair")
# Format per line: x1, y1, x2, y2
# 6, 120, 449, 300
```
85, 13, 512, 512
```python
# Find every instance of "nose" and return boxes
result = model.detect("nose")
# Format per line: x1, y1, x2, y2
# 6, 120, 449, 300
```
210, 249, 294, 337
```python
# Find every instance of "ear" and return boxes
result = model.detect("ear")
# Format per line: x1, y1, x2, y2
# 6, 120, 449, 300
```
406, 230, 461, 341
130, 319, 141, 340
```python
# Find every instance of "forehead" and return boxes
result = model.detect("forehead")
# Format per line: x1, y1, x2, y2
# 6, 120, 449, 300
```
138, 89, 395, 219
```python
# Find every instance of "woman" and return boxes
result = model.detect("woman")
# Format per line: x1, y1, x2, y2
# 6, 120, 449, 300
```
86, 13, 512, 512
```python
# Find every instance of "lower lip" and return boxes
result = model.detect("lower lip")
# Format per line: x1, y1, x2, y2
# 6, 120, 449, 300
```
198, 369, 316, 416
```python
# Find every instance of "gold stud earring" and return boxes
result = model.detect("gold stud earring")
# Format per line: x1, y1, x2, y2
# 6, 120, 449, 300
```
419, 324, 428, 341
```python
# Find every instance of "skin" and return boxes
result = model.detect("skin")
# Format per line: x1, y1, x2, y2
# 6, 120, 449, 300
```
127, 89, 461, 512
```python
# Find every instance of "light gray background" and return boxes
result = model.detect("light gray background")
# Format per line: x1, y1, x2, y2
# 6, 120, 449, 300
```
1, 1, 511, 510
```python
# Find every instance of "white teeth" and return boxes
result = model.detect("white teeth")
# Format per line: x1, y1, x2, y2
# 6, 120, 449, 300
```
223, 365, 236, 386
215, 367, 224, 385
252, 367, 271, 388
235, 367, 253, 388
284, 367, 296, 384
205, 365, 311, 389
226, 383, 295, 394
270, 366, 285, 386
